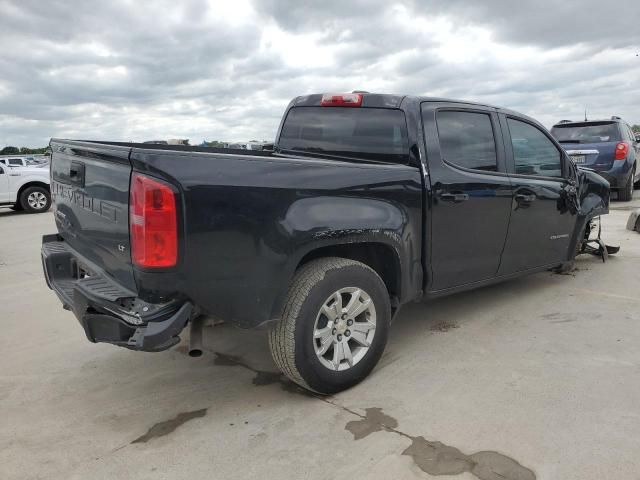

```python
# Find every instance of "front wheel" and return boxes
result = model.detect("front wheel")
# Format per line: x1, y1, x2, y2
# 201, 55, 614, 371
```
269, 257, 390, 394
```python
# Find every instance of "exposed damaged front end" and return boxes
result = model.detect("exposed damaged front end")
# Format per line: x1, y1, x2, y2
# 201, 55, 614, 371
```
577, 216, 620, 261
573, 168, 619, 261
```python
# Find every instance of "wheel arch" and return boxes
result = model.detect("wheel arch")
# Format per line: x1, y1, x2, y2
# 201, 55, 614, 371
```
266, 237, 410, 324
296, 242, 402, 306
17, 181, 50, 202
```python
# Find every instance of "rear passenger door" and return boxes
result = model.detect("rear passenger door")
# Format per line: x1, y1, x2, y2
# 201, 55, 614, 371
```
498, 115, 579, 274
422, 103, 513, 291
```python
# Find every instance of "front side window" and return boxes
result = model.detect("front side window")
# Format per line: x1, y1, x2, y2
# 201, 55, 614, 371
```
508, 118, 562, 177
436, 111, 498, 172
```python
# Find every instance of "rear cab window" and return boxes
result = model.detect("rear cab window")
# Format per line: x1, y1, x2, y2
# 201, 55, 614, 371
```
550, 122, 621, 144
278, 107, 409, 164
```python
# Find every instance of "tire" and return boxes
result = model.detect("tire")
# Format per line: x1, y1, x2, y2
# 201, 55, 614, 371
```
269, 257, 390, 394
618, 167, 634, 202
19, 186, 51, 213
10, 204, 23, 211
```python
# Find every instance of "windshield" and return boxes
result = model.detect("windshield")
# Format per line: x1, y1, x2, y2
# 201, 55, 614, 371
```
550, 122, 621, 143
278, 107, 409, 164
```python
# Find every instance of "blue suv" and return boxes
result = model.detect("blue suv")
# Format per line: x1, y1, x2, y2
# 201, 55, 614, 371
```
551, 117, 639, 201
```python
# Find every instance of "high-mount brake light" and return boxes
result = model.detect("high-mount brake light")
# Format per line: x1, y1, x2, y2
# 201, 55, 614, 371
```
320, 93, 363, 107
614, 142, 629, 160
130, 173, 178, 268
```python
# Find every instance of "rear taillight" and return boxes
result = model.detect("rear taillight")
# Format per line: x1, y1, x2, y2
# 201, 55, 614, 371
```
130, 173, 177, 268
320, 93, 362, 107
615, 142, 629, 160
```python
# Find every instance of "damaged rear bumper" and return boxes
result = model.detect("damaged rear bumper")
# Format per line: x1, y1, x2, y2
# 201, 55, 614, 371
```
41, 234, 192, 351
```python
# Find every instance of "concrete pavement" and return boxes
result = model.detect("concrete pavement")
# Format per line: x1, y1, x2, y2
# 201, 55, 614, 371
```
1, 194, 639, 480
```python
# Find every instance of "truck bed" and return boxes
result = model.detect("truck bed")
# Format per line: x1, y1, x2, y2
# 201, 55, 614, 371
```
47, 138, 423, 336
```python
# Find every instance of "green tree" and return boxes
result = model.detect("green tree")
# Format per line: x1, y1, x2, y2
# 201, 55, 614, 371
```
204, 140, 225, 148
0, 146, 20, 155
632, 124, 640, 133
19, 147, 48, 154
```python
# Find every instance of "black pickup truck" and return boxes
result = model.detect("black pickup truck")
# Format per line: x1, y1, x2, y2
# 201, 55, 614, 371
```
42, 92, 611, 393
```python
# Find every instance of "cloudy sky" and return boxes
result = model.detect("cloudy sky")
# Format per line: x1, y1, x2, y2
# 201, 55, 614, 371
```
1, 0, 639, 147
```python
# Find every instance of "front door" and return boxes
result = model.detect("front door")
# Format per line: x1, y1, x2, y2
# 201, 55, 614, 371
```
422, 103, 513, 291
0, 165, 10, 203
498, 115, 579, 274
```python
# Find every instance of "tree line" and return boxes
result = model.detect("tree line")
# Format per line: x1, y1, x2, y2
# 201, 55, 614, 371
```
1, 128, 638, 156
0, 146, 49, 155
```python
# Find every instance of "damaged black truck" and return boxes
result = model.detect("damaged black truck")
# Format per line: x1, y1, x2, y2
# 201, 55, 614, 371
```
42, 93, 613, 394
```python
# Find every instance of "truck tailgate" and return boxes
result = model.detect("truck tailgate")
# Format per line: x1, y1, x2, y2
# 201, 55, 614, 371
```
50, 140, 136, 291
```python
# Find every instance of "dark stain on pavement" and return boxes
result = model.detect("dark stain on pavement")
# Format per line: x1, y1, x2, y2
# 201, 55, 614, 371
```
430, 321, 459, 332
131, 408, 207, 444
403, 437, 536, 480
174, 345, 188, 355
252, 370, 284, 386
342, 406, 535, 480
213, 351, 244, 367
345, 407, 399, 440
213, 352, 309, 395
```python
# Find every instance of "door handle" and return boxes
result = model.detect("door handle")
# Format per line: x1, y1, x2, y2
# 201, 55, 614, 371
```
515, 193, 536, 203
438, 192, 469, 202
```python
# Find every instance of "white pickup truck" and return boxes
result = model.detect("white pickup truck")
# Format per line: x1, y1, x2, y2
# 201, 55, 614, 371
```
0, 163, 51, 213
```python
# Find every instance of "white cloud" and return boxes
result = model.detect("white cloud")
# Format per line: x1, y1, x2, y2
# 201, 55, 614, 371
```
0, 0, 638, 148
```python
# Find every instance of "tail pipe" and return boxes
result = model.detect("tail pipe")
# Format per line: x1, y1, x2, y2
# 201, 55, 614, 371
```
188, 315, 205, 357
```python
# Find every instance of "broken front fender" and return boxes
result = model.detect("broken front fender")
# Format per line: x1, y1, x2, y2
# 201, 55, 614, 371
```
577, 168, 610, 218
564, 169, 611, 261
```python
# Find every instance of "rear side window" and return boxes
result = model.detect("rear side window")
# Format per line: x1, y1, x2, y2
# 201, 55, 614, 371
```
626, 125, 636, 142
8, 158, 23, 166
436, 111, 498, 172
508, 118, 562, 177
279, 107, 409, 163
551, 122, 621, 143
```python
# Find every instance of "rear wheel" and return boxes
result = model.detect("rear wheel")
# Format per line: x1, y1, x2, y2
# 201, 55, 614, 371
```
20, 186, 51, 213
269, 257, 390, 394
618, 167, 634, 202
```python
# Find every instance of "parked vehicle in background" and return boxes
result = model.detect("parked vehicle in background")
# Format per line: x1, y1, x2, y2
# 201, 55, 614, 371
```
551, 117, 639, 201
42, 92, 612, 394
0, 155, 50, 168
0, 163, 51, 213
0, 156, 30, 168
